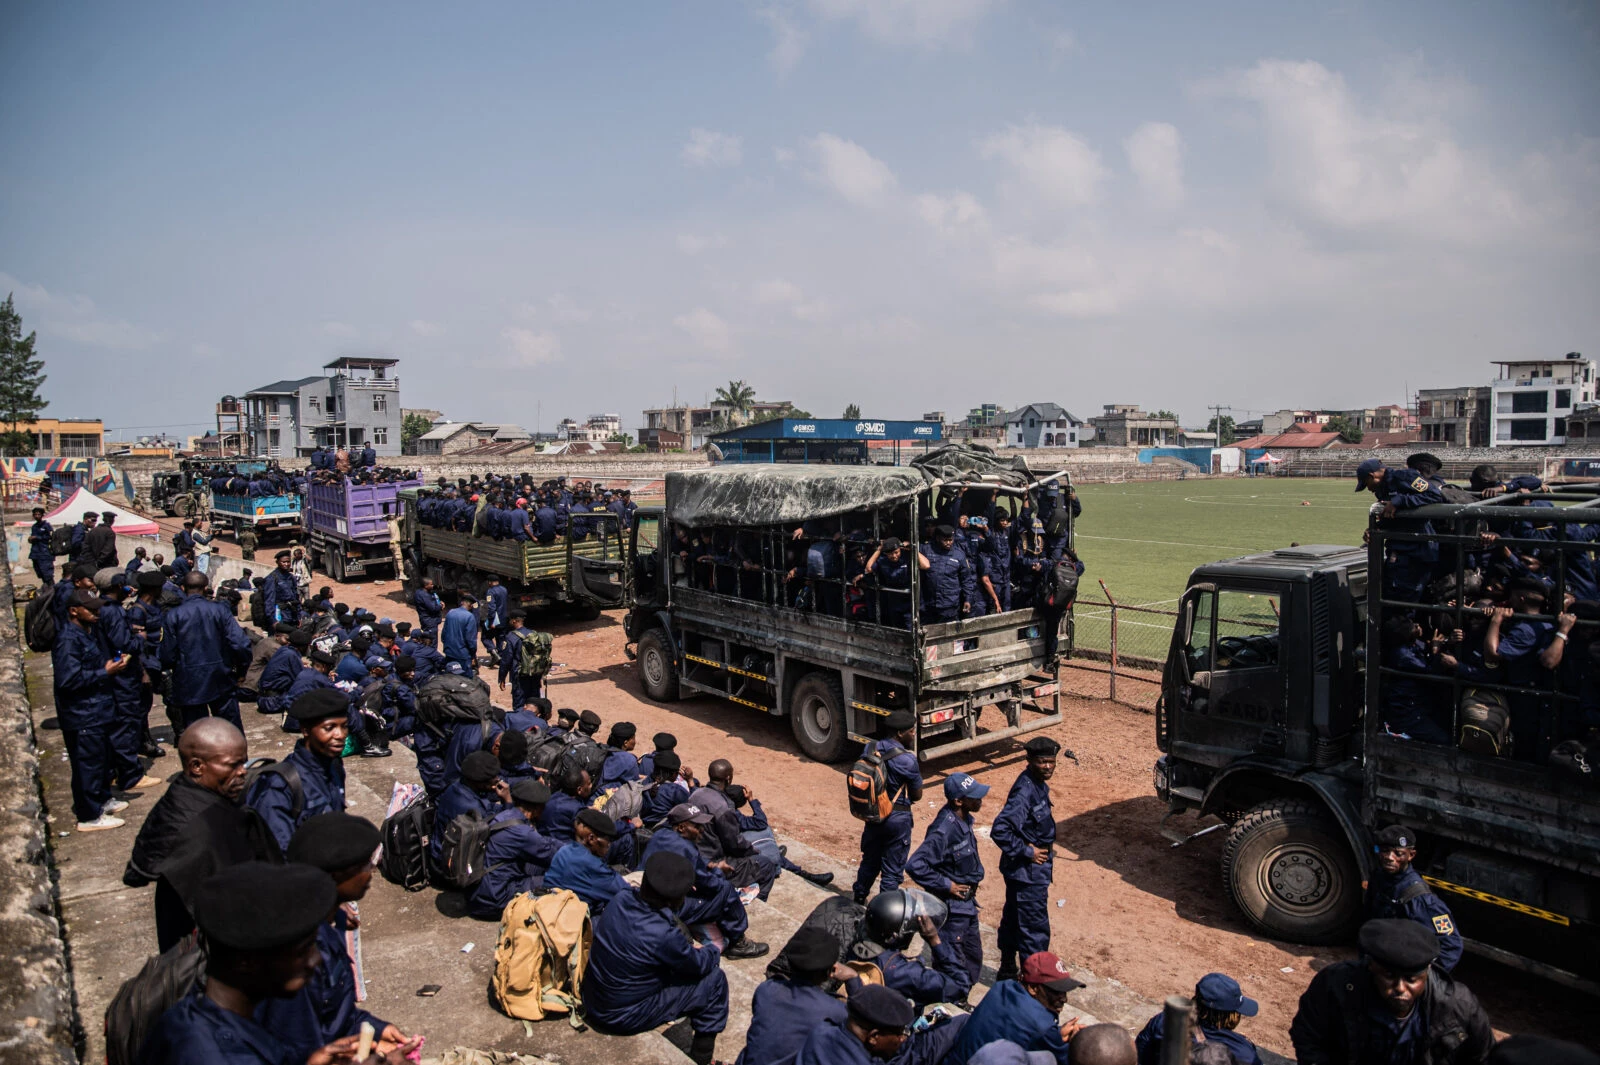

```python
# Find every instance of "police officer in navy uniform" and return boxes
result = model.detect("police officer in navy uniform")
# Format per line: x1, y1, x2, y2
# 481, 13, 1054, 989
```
158, 571, 253, 734
863, 537, 914, 629
920, 524, 975, 623
639, 803, 770, 959
54, 589, 132, 831
795, 984, 915, 1065
1356, 458, 1445, 604
1364, 824, 1463, 972
851, 709, 924, 904
28, 506, 53, 584
992, 735, 1061, 982
1290, 918, 1492, 1065
261, 550, 302, 627
244, 688, 350, 855
1135, 973, 1263, 1065
739, 925, 863, 1065
907, 770, 989, 987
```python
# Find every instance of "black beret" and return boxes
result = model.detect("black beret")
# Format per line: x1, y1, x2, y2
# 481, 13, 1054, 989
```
274, 550, 292, 560
286, 813, 380, 872
69, 589, 102, 611
1359, 918, 1439, 974
507, 608, 527, 620
136, 571, 165, 591
288, 629, 313, 649
1376, 824, 1417, 849
309, 648, 337, 667
194, 861, 334, 951
609, 722, 637, 741
498, 729, 529, 766
1025, 736, 1061, 757
847, 984, 915, 1031
374, 623, 395, 638
558, 707, 580, 722
511, 779, 551, 806
576, 807, 619, 839
652, 732, 678, 750
72, 563, 99, 581
393, 654, 416, 672
934, 524, 956, 537
642, 851, 695, 898
884, 710, 916, 732
1488, 1035, 1600, 1065
782, 925, 841, 974
287, 687, 349, 723
579, 709, 602, 727
652, 750, 682, 774
461, 750, 501, 785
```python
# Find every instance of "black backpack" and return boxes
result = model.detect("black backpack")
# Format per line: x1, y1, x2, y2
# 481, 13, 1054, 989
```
24, 585, 57, 652
241, 759, 304, 820
765, 895, 866, 982
49, 525, 73, 556
1043, 560, 1080, 609
438, 808, 515, 889
526, 732, 568, 772
380, 791, 435, 891
103, 935, 206, 1065
552, 735, 607, 786
249, 589, 268, 629
414, 674, 494, 739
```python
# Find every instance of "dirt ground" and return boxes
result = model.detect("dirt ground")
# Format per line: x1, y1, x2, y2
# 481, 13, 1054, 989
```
172, 519, 1594, 1053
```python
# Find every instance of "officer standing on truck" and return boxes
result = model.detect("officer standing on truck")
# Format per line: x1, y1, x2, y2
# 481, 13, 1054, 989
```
920, 524, 975, 622
851, 710, 923, 905
992, 735, 1061, 983
1364, 825, 1463, 972
384, 505, 406, 577
1356, 458, 1445, 604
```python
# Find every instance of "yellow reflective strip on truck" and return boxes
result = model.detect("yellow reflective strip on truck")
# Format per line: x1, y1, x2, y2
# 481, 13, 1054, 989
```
1421, 876, 1570, 925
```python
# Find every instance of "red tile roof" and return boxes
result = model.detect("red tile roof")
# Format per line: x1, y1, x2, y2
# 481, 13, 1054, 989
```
1233, 430, 1344, 449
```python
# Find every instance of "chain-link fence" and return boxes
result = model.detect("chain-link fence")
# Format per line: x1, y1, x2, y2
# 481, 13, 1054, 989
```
1064, 579, 1178, 710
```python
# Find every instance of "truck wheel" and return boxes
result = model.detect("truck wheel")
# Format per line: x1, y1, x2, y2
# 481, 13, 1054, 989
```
570, 600, 603, 622
329, 551, 346, 583
790, 672, 850, 763
637, 628, 679, 702
1221, 798, 1359, 944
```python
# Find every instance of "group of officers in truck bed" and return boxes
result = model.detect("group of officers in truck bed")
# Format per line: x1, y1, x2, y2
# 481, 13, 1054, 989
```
414, 474, 637, 543
30, 455, 1598, 1065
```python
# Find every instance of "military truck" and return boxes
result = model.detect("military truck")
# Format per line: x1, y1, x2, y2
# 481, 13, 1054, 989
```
398, 488, 628, 617
622, 452, 1072, 763
305, 475, 421, 581
146, 470, 190, 517
1153, 492, 1600, 990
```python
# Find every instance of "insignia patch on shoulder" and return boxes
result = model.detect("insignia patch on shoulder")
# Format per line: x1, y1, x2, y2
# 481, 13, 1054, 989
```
1432, 914, 1455, 936
1411, 477, 1429, 493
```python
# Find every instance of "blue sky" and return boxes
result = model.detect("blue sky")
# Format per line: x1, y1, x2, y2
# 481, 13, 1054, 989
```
3, 1, 1597, 439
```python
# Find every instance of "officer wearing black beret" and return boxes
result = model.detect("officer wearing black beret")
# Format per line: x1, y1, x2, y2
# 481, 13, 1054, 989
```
578, 708, 603, 736
796, 982, 914, 1062
992, 735, 1063, 982
745, 925, 864, 1065
1290, 918, 1492, 1065
851, 709, 924, 906
243, 687, 350, 856
1364, 824, 1462, 972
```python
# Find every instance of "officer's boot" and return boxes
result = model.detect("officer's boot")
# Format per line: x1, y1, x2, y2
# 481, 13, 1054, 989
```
722, 935, 770, 960
352, 725, 393, 759
687, 1032, 717, 1065
997, 953, 1019, 983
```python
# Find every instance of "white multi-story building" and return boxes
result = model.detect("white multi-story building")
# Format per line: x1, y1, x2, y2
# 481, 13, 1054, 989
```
1489, 353, 1595, 447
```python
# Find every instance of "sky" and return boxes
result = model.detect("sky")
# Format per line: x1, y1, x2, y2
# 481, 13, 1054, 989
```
2, 1, 1597, 440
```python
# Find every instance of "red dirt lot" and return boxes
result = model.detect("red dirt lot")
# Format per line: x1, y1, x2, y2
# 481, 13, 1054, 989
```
180, 520, 1595, 1053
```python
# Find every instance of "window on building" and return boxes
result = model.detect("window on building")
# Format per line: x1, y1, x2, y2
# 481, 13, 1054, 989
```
1069, 431, 1077, 442
308, 395, 319, 411
373, 427, 388, 445
1557, 389, 1572, 409
1555, 417, 1567, 437
348, 428, 365, 446
1016, 433, 1024, 444
31, 432, 52, 451
1509, 419, 1548, 442
1511, 391, 1549, 414
373, 393, 387, 413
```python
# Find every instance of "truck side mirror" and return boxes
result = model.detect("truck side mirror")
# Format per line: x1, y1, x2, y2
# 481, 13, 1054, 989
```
1192, 671, 1212, 691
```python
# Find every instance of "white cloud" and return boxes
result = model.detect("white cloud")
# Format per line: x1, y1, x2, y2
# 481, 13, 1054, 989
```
760, 7, 810, 73
681, 128, 743, 168
808, 133, 899, 207
0, 273, 160, 350
809, 0, 999, 47
494, 327, 561, 367
674, 307, 733, 353
774, 147, 797, 167
676, 232, 729, 256
546, 293, 592, 323
751, 279, 828, 320
915, 191, 989, 237
979, 122, 1107, 209
409, 319, 443, 336
1124, 122, 1184, 209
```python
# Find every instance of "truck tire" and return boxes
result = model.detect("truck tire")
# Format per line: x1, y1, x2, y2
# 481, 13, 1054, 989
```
637, 628, 679, 702
570, 600, 603, 622
329, 550, 346, 583
790, 672, 850, 763
1221, 798, 1359, 944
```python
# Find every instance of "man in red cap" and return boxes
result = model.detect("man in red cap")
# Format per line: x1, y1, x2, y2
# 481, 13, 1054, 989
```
941, 951, 1086, 1065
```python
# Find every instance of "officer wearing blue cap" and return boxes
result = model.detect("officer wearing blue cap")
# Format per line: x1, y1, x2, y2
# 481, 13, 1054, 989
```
1356, 458, 1444, 604
906, 771, 990, 987
1135, 973, 1261, 1065
1364, 824, 1462, 972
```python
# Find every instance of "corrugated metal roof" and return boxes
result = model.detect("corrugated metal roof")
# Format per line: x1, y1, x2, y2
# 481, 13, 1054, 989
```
248, 375, 324, 395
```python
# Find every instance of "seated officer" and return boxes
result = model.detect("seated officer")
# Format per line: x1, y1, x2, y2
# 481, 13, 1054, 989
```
738, 926, 864, 1065
495, 729, 539, 788
260, 814, 413, 1059
795, 984, 915, 1065
599, 722, 641, 787
1135, 973, 1262, 1065
855, 890, 972, 1010
640, 803, 770, 959
430, 750, 509, 874
545, 808, 629, 915
1364, 824, 1462, 972
944, 951, 1086, 1065
539, 765, 593, 842
244, 688, 349, 856
136, 861, 415, 1064
467, 779, 561, 919
583, 851, 729, 1065
640, 751, 691, 825
1291, 919, 1491, 1065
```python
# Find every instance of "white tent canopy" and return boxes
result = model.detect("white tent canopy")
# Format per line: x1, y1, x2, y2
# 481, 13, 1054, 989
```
15, 486, 161, 536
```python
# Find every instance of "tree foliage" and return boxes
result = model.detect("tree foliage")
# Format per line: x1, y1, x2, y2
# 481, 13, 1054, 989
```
713, 380, 757, 424
1154, 409, 1179, 422
1207, 414, 1237, 445
0, 294, 46, 455
1324, 415, 1364, 443
400, 412, 433, 453
842, 403, 861, 419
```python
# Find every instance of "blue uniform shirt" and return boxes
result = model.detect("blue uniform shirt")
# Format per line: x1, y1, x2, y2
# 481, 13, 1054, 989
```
796, 1019, 874, 1065
1135, 1012, 1262, 1065
920, 541, 975, 615
485, 585, 509, 628
468, 808, 561, 918
599, 749, 641, 789
430, 781, 505, 866
544, 841, 630, 913
158, 594, 252, 705
442, 718, 502, 787
992, 770, 1055, 884
538, 790, 587, 842
582, 887, 721, 1031
1364, 867, 1463, 972
28, 519, 52, 561
138, 992, 298, 1065
737, 978, 848, 1065
906, 804, 985, 915
641, 780, 690, 825
256, 645, 304, 713
256, 910, 388, 1058
244, 741, 346, 855
641, 824, 730, 900
52, 620, 116, 729
413, 589, 443, 630
875, 938, 972, 1006
944, 978, 1070, 1065
442, 606, 478, 663
867, 738, 922, 809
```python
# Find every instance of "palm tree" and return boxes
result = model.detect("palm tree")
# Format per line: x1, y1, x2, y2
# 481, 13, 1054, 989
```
714, 380, 757, 426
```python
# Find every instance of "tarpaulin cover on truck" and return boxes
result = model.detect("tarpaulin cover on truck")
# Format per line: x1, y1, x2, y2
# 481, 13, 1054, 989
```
666, 444, 1042, 527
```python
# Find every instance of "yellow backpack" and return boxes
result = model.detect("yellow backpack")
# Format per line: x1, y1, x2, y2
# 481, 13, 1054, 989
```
490, 889, 592, 1024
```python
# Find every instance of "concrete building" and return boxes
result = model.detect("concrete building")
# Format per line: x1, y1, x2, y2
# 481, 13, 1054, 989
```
1087, 404, 1178, 447
1002, 403, 1083, 448
242, 356, 403, 459
557, 413, 623, 442
6, 418, 104, 457
967, 403, 1005, 428
1417, 386, 1491, 447
1489, 353, 1595, 447
414, 422, 532, 456
1339, 405, 1411, 433
639, 401, 791, 451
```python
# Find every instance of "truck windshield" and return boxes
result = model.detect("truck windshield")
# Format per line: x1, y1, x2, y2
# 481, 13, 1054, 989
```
1186, 589, 1280, 671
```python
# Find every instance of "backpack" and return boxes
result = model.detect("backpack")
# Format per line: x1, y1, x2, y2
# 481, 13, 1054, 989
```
526, 732, 568, 773
490, 889, 592, 1022
49, 525, 73, 556
1043, 560, 1080, 609
439, 808, 516, 890
379, 791, 435, 891
552, 735, 607, 787
24, 585, 57, 652
517, 630, 554, 678
1458, 690, 1511, 757
241, 759, 304, 819
414, 674, 494, 738
847, 743, 895, 823
764, 895, 865, 982
591, 778, 649, 823
249, 589, 268, 629
103, 935, 206, 1065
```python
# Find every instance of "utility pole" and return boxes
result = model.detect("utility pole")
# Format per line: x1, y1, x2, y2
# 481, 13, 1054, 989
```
1208, 404, 1233, 440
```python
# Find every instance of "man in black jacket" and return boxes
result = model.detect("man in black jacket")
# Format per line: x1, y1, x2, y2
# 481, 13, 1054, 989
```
1290, 918, 1493, 1065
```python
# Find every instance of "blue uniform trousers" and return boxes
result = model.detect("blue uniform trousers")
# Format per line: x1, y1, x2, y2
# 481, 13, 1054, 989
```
173, 694, 242, 732
590, 967, 729, 1037
854, 810, 913, 898
998, 877, 1050, 963
943, 911, 984, 987
108, 689, 147, 790
62, 724, 113, 822
33, 558, 53, 584
678, 876, 749, 939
